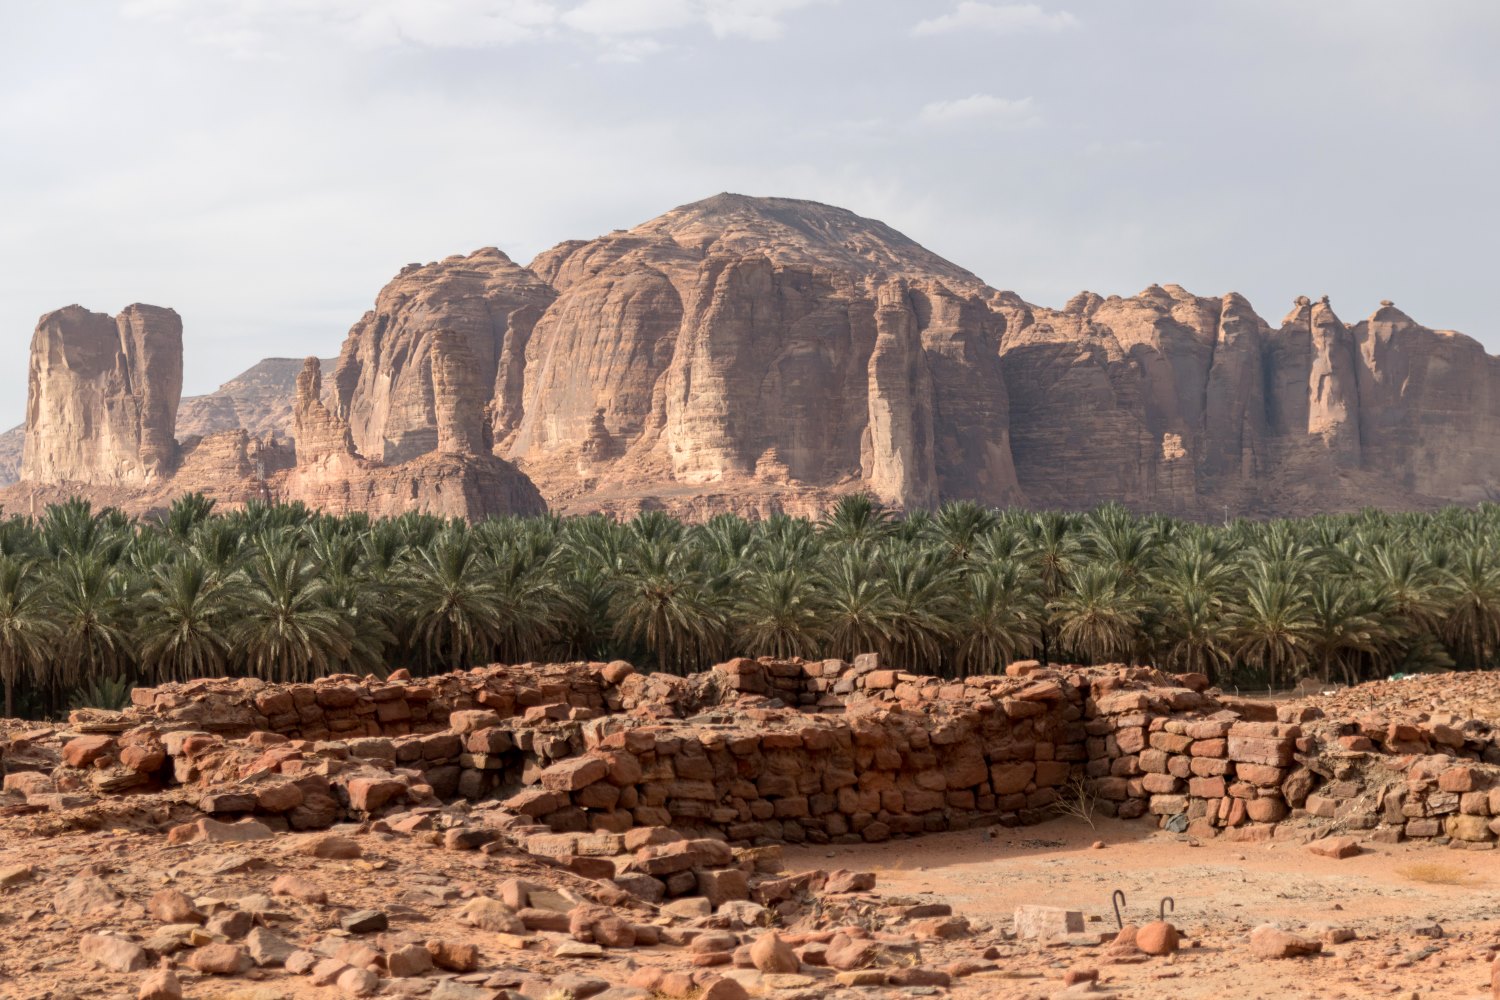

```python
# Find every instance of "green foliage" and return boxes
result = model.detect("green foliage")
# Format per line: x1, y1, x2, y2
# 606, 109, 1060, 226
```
7, 490, 1500, 718
71, 673, 131, 711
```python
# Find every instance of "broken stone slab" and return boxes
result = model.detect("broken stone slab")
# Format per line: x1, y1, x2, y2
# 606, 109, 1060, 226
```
1014, 905, 1085, 940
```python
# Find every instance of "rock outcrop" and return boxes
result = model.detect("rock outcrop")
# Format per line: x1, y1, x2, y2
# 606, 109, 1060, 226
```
332, 248, 555, 464
8, 194, 1500, 520
276, 357, 546, 520
0, 426, 20, 488
175, 356, 337, 442
2, 316, 545, 521
22, 304, 183, 486
997, 284, 1500, 515
512, 195, 1023, 515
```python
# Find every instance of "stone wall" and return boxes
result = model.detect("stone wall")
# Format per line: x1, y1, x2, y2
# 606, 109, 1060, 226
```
45, 656, 1500, 856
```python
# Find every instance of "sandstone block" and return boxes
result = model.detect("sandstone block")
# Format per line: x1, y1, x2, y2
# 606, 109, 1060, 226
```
1014, 905, 1084, 940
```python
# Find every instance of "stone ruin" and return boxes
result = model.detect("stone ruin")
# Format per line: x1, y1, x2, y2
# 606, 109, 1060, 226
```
9, 656, 1500, 999
11, 654, 1500, 863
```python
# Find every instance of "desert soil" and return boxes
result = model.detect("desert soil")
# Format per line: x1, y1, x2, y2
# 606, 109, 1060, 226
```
787, 815, 1500, 999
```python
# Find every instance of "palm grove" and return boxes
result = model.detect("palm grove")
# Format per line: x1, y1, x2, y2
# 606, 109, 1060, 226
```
2, 494, 1500, 719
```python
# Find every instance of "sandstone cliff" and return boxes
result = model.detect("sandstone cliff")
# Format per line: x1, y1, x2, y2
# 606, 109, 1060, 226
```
997, 286, 1500, 514
332, 248, 555, 464
9, 193, 1500, 520
175, 356, 337, 442
22, 304, 183, 486
300, 194, 1500, 519
3, 314, 545, 521
495, 194, 1025, 515
275, 356, 546, 520
0, 427, 20, 488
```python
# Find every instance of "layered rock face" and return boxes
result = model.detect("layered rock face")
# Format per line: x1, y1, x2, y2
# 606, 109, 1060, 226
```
276, 356, 546, 520
997, 285, 1500, 515
175, 356, 337, 442
518, 196, 1022, 513
22, 304, 183, 486
309, 194, 1500, 518
3, 312, 545, 521
336, 194, 1023, 516
332, 249, 555, 464
0, 427, 20, 487
10, 194, 1500, 519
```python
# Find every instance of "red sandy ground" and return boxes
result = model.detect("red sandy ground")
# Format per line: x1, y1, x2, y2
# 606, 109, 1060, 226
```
787, 815, 1500, 1000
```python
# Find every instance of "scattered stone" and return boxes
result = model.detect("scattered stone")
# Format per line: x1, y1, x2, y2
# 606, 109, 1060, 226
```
459, 896, 524, 933
80, 933, 150, 972
1307, 836, 1362, 859
0, 863, 35, 887
137, 969, 182, 1000
387, 943, 434, 977
1015, 905, 1085, 940
336, 966, 380, 996
1249, 925, 1323, 959
206, 908, 254, 940
187, 943, 254, 974
147, 888, 203, 924
1136, 920, 1180, 956
341, 909, 389, 933
427, 938, 481, 972
554, 941, 606, 958
749, 931, 800, 973
271, 874, 327, 905
54, 875, 122, 917
245, 926, 296, 966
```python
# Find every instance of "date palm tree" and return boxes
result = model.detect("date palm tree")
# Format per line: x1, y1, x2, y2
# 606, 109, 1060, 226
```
611, 537, 724, 675
932, 501, 999, 562
950, 560, 1042, 676
1230, 563, 1316, 690
733, 566, 825, 660
1048, 563, 1143, 665
816, 548, 896, 662
1021, 510, 1081, 664
400, 530, 508, 672
1443, 544, 1500, 670
49, 553, 136, 708
1304, 577, 1388, 684
0, 556, 58, 718
135, 555, 245, 683
232, 542, 355, 682
880, 547, 959, 672
819, 494, 894, 549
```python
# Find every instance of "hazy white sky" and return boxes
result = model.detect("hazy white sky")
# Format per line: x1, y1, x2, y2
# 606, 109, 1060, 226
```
2, 1, 1497, 424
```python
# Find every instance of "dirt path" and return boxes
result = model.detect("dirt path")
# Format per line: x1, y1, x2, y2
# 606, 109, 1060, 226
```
786, 816, 1500, 999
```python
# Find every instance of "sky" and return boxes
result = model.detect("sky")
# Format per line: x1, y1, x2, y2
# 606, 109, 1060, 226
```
1, 0, 1497, 425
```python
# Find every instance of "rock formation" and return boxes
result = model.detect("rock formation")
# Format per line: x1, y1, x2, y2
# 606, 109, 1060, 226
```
332, 248, 555, 464
22, 304, 183, 486
521, 196, 1022, 514
996, 284, 1500, 515
276, 356, 546, 520
175, 356, 337, 442
0, 357, 332, 490
0, 426, 20, 488
1, 315, 545, 521
7, 193, 1500, 520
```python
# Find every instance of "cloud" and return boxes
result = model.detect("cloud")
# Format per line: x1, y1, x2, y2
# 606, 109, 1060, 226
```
121, 0, 825, 56
913, 2, 1076, 37
121, 0, 561, 56
919, 94, 1038, 126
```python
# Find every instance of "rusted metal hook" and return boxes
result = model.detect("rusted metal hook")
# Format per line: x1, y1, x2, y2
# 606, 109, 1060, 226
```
1159, 896, 1175, 921
1111, 889, 1127, 930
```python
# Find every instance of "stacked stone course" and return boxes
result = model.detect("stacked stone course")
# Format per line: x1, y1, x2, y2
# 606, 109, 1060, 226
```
22, 655, 1500, 855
